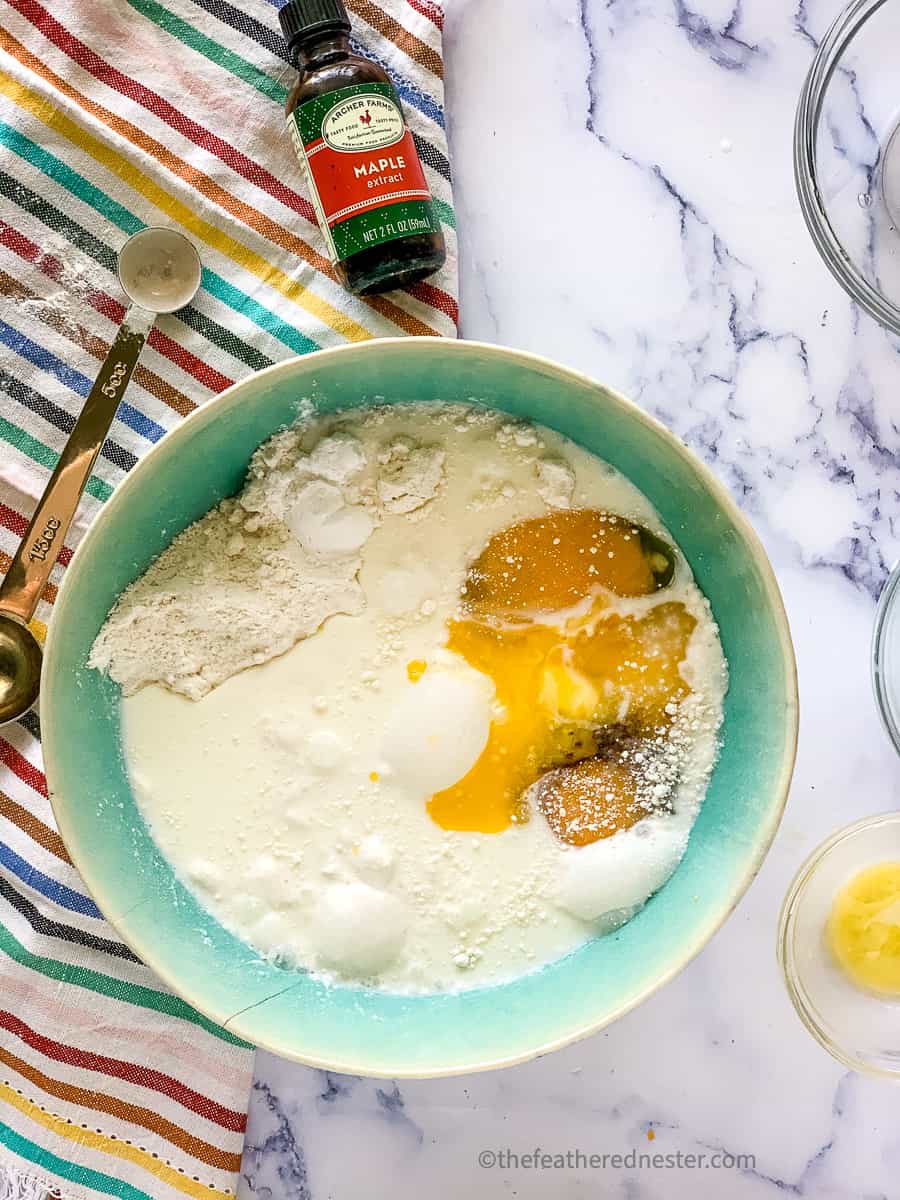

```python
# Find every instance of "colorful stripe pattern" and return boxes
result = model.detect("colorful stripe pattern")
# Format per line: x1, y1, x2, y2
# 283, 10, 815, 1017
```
0, 1, 456, 1197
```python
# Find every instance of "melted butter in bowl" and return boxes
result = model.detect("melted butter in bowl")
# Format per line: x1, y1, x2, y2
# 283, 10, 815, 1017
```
94, 403, 728, 995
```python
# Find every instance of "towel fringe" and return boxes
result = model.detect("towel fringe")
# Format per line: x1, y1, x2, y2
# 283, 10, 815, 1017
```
0, 1163, 70, 1200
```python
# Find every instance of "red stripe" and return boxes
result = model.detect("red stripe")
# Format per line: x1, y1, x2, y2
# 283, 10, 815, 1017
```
0, 1008, 246, 1132
408, 277, 458, 324
0, 739, 48, 799
406, 0, 443, 30
13, 0, 318, 223
0, 504, 72, 568
149, 327, 230, 395
0, 225, 234, 394
10, 0, 459, 322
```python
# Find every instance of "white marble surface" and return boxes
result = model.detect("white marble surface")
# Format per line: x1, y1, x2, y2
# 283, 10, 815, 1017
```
240, 1, 900, 1195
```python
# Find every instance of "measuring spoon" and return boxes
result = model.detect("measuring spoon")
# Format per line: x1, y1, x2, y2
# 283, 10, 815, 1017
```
0, 227, 202, 725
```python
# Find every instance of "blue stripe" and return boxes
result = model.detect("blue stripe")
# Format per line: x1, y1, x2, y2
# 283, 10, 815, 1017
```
349, 37, 444, 129
263, 3, 444, 128
0, 321, 166, 444
0, 842, 102, 918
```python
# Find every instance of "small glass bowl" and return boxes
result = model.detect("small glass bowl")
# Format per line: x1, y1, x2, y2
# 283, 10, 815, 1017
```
779, 813, 900, 1078
873, 560, 900, 755
795, 0, 900, 334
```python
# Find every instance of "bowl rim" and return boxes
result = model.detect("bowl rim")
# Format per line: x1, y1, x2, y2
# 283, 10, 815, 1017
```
777, 812, 900, 1079
794, 0, 900, 336
872, 558, 900, 756
42, 337, 799, 1076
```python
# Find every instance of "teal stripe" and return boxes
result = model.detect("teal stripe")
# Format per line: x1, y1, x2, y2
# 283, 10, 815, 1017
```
0, 124, 142, 237
0, 417, 112, 503
0, 122, 321, 358
0, 918, 251, 1049
432, 198, 456, 231
124, 0, 286, 102
0, 1121, 154, 1200
202, 269, 319, 356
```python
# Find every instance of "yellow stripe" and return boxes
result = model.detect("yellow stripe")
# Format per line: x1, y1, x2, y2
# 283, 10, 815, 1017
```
0, 1081, 232, 1200
0, 70, 374, 344
28, 617, 46, 645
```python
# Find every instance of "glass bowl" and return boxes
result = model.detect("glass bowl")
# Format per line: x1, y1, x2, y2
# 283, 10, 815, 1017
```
779, 813, 900, 1078
873, 560, 900, 755
795, 0, 900, 334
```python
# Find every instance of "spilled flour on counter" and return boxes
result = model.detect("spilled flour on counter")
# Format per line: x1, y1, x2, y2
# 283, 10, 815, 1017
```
93, 403, 728, 995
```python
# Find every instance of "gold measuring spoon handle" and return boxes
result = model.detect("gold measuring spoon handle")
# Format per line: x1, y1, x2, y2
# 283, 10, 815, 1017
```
0, 305, 156, 625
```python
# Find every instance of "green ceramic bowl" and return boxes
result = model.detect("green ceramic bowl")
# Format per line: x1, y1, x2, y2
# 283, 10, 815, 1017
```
43, 339, 798, 1077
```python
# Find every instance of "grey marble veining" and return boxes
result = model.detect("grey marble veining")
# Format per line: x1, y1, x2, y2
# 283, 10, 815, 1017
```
241, 1, 900, 1195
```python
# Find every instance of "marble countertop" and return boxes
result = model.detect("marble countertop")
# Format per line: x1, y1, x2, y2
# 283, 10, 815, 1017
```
241, 1, 900, 1195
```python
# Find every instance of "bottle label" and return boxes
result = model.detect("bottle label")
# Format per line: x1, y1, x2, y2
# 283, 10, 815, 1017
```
288, 82, 441, 265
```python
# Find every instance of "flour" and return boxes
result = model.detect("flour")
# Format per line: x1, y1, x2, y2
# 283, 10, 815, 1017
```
536, 456, 576, 508
15, 236, 106, 345
376, 437, 446, 514
89, 421, 447, 699
18, 293, 84, 329
88, 501, 365, 701
37, 235, 102, 294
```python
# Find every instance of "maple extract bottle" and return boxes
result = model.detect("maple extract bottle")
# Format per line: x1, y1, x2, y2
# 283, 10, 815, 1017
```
280, 0, 446, 296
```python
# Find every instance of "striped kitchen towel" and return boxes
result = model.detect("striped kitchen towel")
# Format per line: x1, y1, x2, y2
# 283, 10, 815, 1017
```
0, 0, 456, 1197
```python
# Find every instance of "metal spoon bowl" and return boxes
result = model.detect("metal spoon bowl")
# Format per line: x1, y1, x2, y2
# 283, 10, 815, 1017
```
0, 616, 42, 723
0, 227, 201, 725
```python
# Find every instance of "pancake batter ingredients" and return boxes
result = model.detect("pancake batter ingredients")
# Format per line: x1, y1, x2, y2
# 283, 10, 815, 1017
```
93, 404, 727, 994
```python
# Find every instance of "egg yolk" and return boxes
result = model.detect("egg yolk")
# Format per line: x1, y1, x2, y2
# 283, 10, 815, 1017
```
462, 509, 674, 621
426, 509, 694, 843
534, 757, 647, 846
828, 862, 900, 996
567, 602, 697, 732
